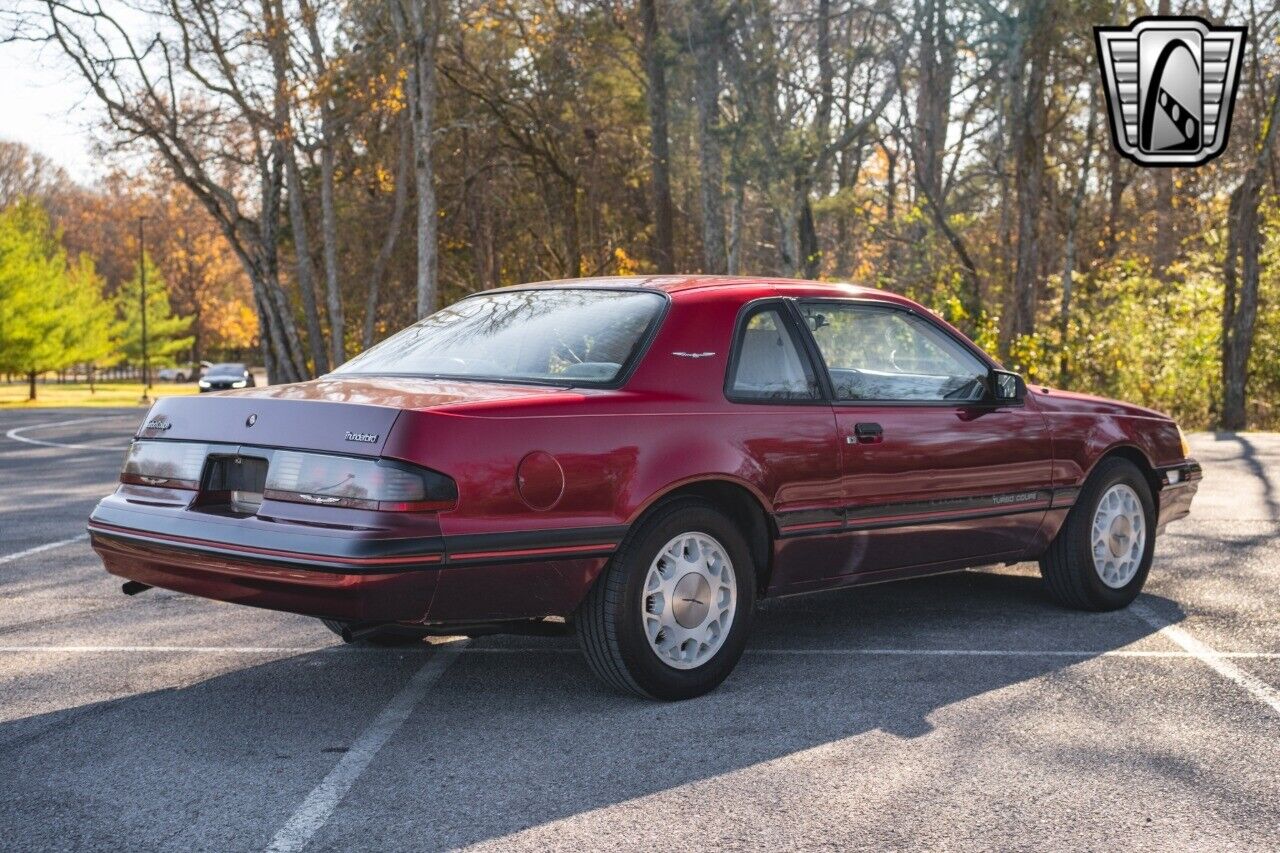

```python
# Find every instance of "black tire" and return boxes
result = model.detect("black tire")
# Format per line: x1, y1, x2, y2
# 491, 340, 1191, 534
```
1039, 457, 1156, 611
319, 618, 424, 647
574, 497, 756, 700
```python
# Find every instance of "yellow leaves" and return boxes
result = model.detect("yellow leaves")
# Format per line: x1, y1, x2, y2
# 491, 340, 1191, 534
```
613, 246, 638, 275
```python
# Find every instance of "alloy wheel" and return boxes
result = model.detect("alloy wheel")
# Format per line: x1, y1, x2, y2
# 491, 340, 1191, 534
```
1090, 483, 1147, 588
641, 532, 737, 670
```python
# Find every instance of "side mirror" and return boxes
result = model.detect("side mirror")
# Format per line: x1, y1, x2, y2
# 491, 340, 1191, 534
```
989, 369, 1026, 403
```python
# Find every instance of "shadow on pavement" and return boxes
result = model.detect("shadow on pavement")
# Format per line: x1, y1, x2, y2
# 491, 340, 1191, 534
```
0, 570, 1183, 851
1212, 431, 1279, 523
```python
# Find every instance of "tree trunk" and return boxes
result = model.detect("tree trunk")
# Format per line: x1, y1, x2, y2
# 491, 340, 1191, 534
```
914, 0, 952, 212
640, 0, 675, 273
1007, 2, 1053, 348
364, 114, 413, 350
727, 174, 745, 275
405, 0, 443, 318
564, 179, 583, 278
799, 193, 820, 279
299, 0, 346, 366
1221, 73, 1280, 429
318, 139, 345, 365
1059, 85, 1099, 384
1152, 0, 1174, 275
27, 370, 36, 402
691, 0, 727, 273
285, 148, 331, 374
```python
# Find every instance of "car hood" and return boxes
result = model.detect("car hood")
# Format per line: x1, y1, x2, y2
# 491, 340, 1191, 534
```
1030, 386, 1170, 420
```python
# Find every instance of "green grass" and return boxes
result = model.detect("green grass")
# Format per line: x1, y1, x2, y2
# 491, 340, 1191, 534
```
0, 382, 200, 408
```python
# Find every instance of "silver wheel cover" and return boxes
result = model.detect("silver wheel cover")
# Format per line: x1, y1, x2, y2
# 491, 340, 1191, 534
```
1091, 483, 1147, 589
641, 532, 737, 670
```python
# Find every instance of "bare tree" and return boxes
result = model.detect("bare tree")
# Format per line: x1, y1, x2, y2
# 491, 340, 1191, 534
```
1222, 69, 1280, 429
394, 0, 443, 318
1005, 0, 1054, 347
31, 0, 309, 382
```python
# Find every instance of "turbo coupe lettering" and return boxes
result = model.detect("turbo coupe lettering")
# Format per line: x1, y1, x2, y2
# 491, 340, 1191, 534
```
89, 277, 1200, 700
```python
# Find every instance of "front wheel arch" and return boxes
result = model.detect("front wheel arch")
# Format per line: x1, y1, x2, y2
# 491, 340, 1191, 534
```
1087, 444, 1162, 515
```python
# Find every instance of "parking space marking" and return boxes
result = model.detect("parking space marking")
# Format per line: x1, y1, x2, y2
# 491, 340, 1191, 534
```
264, 639, 470, 853
2, 644, 1277, 659
1131, 600, 1280, 715
4, 415, 132, 450
0, 534, 88, 566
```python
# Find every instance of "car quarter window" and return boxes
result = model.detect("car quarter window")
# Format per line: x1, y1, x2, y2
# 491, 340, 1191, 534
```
727, 306, 820, 402
798, 302, 990, 403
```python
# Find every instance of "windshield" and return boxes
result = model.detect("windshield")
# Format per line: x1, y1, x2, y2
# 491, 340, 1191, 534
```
334, 288, 666, 385
207, 364, 245, 375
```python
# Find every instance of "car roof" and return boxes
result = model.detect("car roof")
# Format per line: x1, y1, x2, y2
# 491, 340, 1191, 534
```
489, 275, 916, 307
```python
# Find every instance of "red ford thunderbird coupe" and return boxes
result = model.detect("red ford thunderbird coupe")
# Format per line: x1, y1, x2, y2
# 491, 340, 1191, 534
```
89, 277, 1200, 699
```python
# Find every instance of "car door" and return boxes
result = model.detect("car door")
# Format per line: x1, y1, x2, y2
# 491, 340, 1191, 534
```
794, 299, 1053, 579
722, 300, 847, 587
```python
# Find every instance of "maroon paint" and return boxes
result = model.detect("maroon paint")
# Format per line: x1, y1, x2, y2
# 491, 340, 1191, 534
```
89, 276, 1198, 628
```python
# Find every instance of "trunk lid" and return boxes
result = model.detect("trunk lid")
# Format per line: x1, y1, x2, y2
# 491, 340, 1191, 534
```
138, 376, 568, 456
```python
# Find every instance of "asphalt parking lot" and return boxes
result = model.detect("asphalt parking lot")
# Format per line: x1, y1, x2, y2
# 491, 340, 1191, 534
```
0, 409, 1277, 852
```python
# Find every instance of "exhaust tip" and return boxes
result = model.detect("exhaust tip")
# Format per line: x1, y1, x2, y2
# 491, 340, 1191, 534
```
340, 622, 387, 643
121, 581, 153, 596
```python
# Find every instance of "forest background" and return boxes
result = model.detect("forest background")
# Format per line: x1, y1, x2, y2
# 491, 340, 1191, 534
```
1, 0, 1278, 428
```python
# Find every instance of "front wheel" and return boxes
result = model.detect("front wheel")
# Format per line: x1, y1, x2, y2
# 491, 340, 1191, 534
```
1039, 457, 1156, 611
575, 498, 756, 700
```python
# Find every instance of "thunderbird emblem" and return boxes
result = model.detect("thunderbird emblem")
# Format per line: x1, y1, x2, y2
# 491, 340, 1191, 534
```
1095, 16, 1245, 167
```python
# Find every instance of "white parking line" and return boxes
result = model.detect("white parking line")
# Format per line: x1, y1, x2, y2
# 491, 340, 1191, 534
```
2, 644, 1277, 659
1130, 600, 1280, 716
4, 415, 130, 450
264, 639, 470, 853
0, 534, 88, 566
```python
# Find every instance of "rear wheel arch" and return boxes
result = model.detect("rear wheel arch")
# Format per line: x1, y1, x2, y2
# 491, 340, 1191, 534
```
626, 478, 775, 594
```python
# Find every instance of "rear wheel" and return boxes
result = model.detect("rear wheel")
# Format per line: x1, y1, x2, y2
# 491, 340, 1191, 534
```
319, 618, 424, 647
575, 498, 756, 700
1039, 457, 1155, 611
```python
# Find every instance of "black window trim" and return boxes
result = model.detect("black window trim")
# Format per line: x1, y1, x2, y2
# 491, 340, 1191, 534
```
723, 297, 828, 406
333, 285, 671, 391
790, 297, 1020, 409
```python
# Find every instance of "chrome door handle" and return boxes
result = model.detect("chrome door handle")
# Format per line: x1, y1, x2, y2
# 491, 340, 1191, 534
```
849, 422, 883, 444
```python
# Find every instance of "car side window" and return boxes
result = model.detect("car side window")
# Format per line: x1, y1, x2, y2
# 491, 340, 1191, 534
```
799, 303, 989, 402
727, 307, 820, 402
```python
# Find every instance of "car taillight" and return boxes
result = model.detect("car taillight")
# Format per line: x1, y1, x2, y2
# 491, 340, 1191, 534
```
121, 441, 458, 513
264, 450, 458, 512
120, 441, 211, 489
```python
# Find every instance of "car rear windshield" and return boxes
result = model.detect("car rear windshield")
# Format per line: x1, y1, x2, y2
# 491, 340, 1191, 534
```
333, 288, 666, 386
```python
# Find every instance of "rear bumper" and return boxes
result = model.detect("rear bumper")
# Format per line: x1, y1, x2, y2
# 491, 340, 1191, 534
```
88, 495, 622, 625
1156, 460, 1201, 533
92, 529, 438, 623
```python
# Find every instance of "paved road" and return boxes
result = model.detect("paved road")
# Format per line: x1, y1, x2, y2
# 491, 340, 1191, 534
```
0, 409, 1276, 852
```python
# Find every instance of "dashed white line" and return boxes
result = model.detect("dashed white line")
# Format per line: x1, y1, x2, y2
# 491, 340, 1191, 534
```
4, 415, 131, 450
1131, 599, 1280, 716
264, 639, 470, 853
0, 534, 88, 566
